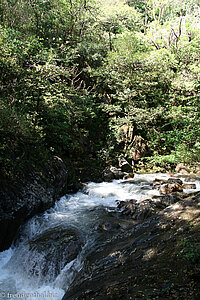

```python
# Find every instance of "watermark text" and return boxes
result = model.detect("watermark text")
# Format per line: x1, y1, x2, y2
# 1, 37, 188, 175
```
0, 291, 58, 298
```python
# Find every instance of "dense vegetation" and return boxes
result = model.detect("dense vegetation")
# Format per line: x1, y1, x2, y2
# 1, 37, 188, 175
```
0, 0, 200, 184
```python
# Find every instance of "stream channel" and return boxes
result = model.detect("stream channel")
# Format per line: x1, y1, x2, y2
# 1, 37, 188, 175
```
0, 173, 200, 300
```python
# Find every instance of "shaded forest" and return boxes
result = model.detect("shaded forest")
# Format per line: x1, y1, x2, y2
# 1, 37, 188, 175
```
0, 0, 200, 184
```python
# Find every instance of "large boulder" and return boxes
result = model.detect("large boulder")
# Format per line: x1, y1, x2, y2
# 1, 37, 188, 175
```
118, 157, 133, 173
159, 183, 183, 194
153, 178, 183, 195
0, 156, 68, 251
9, 227, 83, 282
183, 183, 196, 189
103, 168, 115, 181
103, 166, 126, 181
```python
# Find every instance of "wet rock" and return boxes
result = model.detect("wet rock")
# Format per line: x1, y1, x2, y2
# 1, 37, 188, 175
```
103, 168, 115, 181
29, 227, 82, 279
152, 177, 184, 195
123, 174, 134, 179
184, 177, 197, 182
8, 226, 83, 282
153, 178, 183, 187
118, 157, 133, 173
178, 174, 200, 182
117, 194, 180, 222
151, 194, 176, 206
103, 166, 126, 181
117, 199, 155, 221
0, 156, 68, 251
117, 199, 137, 215
159, 183, 183, 194
183, 183, 196, 189
153, 178, 168, 187
98, 221, 121, 232
167, 178, 183, 185
168, 183, 183, 193
62, 192, 200, 300
110, 166, 125, 179
132, 201, 154, 220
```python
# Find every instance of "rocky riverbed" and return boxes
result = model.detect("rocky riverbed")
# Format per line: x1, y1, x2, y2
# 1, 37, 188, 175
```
63, 176, 200, 300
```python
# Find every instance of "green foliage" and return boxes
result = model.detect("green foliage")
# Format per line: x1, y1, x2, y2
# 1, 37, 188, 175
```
178, 239, 200, 263
98, 0, 142, 33
0, 0, 199, 182
0, 99, 48, 180
92, 0, 200, 168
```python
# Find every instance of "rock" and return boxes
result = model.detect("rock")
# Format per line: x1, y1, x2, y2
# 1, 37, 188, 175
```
123, 174, 134, 179
48, 156, 68, 197
132, 201, 154, 220
118, 157, 133, 173
153, 178, 183, 187
110, 166, 125, 179
177, 174, 200, 182
123, 202, 137, 216
8, 226, 83, 281
30, 227, 82, 279
117, 199, 137, 209
159, 184, 170, 194
0, 156, 68, 251
103, 168, 115, 181
153, 178, 183, 195
103, 166, 126, 181
175, 163, 190, 174
128, 135, 146, 161
183, 183, 196, 189
117, 199, 156, 221
167, 183, 183, 193
98, 221, 121, 232
117, 200, 136, 216
159, 183, 183, 194
62, 192, 200, 300
167, 178, 183, 185
151, 194, 177, 206
184, 177, 197, 182
153, 179, 168, 187
119, 195, 177, 219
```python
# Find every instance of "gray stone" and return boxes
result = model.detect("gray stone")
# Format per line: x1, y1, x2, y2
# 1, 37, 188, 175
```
28, 227, 83, 279
118, 157, 133, 173
183, 183, 196, 189
103, 166, 126, 181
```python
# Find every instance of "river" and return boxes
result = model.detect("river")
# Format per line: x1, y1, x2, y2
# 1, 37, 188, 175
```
0, 173, 199, 300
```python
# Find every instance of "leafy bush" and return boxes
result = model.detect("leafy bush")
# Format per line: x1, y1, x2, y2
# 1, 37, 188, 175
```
178, 239, 200, 263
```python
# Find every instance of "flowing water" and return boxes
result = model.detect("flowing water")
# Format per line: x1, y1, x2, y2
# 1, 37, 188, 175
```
0, 173, 199, 300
